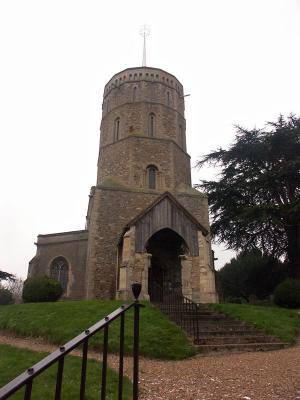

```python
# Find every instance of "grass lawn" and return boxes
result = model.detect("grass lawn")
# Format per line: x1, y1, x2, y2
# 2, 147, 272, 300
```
0, 344, 132, 400
211, 303, 300, 343
0, 301, 195, 360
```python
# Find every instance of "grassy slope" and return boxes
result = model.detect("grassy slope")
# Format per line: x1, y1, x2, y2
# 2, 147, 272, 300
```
0, 300, 195, 360
212, 303, 300, 343
0, 344, 132, 400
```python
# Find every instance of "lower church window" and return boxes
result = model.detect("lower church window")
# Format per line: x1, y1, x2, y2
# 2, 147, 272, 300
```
50, 256, 69, 292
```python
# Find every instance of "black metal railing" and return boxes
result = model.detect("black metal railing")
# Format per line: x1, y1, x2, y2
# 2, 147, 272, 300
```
151, 281, 200, 343
0, 283, 144, 400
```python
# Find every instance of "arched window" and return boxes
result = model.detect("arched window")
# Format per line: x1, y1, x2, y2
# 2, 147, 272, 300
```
167, 91, 170, 106
50, 256, 69, 292
114, 118, 120, 141
179, 124, 186, 150
133, 87, 137, 102
179, 125, 183, 146
148, 113, 156, 137
147, 165, 158, 189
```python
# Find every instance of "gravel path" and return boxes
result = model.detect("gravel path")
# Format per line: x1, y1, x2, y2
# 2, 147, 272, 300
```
0, 333, 299, 400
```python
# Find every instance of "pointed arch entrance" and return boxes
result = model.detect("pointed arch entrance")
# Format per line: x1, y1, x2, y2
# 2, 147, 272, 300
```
146, 228, 188, 301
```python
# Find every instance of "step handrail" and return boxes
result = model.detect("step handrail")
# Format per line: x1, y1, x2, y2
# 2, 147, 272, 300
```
0, 284, 144, 400
151, 281, 200, 342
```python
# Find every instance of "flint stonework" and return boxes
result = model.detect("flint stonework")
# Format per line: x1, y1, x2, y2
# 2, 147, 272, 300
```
28, 66, 218, 303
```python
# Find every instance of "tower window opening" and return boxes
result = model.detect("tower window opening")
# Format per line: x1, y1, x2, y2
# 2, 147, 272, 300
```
179, 124, 186, 150
50, 256, 69, 292
179, 125, 183, 147
167, 92, 170, 106
148, 113, 156, 137
147, 165, 158, 189
133, 87, 137, 102
114, 118, 120, 141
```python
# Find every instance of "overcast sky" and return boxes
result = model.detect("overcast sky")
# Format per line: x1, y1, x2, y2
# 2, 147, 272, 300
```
0, 0, 299, 279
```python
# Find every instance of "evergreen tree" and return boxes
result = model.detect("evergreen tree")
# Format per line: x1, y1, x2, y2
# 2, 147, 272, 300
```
218, 250, 286, 302
0, 270, 15, 282
197, 114, 300, 276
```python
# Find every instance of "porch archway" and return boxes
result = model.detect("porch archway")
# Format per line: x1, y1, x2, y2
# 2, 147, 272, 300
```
145, 228, 188, 301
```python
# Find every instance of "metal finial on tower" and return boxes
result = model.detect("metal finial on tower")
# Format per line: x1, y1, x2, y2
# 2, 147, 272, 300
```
139, 25, 150, 67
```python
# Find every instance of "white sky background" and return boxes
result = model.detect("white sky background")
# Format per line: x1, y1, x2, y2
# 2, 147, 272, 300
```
0, 0, 299, 279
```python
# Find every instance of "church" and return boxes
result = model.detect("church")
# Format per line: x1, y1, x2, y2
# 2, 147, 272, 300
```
28, 66, 218, 303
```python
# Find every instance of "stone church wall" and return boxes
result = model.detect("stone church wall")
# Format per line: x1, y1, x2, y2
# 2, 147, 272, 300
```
102, 67, 184, 118
28, 66, 217, 303
28, 230, 88, 299
97, 139, 131, 185
99, 68, 186, 152
85, 185, 209, 300
172, 144, 192, 187
85, 187, 158, 299
101, 102, 185, 146
98, 137, 191, 190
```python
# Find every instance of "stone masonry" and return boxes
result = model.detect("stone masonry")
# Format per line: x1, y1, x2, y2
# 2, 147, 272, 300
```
28, 66, 218, 303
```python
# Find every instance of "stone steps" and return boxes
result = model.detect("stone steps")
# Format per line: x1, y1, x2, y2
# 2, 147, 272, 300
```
195, 342, 286, 355
192, 329, 266, 336
194, 335, 280, 345
170, 314, 228, 320
155, 302, 287, 354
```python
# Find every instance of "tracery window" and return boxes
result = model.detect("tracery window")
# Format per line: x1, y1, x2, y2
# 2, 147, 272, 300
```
114, 117, 120, 141
148, 113, 156, 137
50, 256, 69, 292
147, 165, 158, 189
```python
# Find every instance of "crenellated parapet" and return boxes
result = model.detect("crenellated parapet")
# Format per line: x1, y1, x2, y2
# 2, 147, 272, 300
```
103, 66, 184, 112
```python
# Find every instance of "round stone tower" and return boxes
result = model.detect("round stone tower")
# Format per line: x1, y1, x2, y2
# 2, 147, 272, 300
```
96, 67, 190, 191
85, 66, 217, 303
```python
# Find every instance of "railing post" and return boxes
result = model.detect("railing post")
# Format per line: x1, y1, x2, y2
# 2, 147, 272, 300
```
80, 339, 88, 400
118, 312, 125, 400
101, 324, 109, 400
24, 379, 33, 400
54, 357, 64, 400
131, 283, 142, 400
133, 300, 140, 400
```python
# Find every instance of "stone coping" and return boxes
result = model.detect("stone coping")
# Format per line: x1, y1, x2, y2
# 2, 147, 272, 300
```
100, 134, 190, 157
37, 230, 88, 245
104, 66, 183, 96
94, 184, 206, 198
